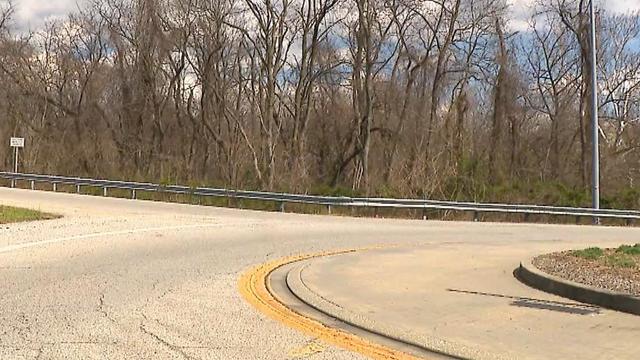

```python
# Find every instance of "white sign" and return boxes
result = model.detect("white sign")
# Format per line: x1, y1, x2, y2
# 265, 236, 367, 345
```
10, 137, 24, 148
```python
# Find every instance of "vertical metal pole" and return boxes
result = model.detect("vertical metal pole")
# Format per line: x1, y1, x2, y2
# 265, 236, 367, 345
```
589, 0, 600, 225
53, 183, 57, 192
11, 147, 17, 188
103, 187, 108, 197
30, 180, 35, 190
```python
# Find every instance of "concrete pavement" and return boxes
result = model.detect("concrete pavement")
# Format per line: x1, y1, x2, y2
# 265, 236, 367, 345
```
285, 245, 640, 359
1, 187, 640, 359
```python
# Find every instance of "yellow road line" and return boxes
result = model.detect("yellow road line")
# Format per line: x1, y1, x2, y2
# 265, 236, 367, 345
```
238, 249, 424, 360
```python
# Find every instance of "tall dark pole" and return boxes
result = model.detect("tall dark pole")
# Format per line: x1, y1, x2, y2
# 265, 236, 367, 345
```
589, 0, 600, 224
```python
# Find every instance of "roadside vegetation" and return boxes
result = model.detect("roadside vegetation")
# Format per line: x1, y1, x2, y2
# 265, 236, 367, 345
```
0, 205, 59, 224
571, 244, 640, 269
1, 1, 640, 211
534, 245, 640, 296
10, 180, 637, 225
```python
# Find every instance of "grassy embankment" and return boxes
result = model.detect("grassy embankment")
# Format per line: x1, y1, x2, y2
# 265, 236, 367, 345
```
0, 205, 59, 224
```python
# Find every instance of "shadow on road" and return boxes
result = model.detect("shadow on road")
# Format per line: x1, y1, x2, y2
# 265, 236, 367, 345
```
446, 288, 601, 316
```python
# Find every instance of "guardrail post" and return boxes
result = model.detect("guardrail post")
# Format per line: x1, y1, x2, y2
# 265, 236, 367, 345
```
103, 187, 108, 197
575, 216, 581, 225
10, 179, 15, 188
30, 180, 35, 190
524, 213, 530, 222
327, 205, 332, 215
422, 207, 427, 220
131, 189, 137, 199
374, 207, 378, 218
52, 183, 57, 192
473, 211, 479, 222
76, 185, 81, 194
278, 202, 285, 213
626, 218, 633, 226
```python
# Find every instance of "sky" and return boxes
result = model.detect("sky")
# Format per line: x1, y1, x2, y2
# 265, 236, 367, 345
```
7, 0, 640, 31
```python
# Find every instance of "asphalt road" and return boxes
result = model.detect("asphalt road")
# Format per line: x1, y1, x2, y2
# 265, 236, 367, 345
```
1, 188, 639, 360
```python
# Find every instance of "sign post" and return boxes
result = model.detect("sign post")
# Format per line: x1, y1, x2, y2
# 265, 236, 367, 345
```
10, 137, 24, 188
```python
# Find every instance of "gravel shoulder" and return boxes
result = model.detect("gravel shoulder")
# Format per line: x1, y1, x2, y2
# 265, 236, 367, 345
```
533, 248, 640, 297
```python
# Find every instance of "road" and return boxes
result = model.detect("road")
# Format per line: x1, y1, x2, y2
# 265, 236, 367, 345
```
1, 188, 639, 359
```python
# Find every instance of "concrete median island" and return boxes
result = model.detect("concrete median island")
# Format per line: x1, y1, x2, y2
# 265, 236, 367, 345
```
267, 244, 640, 360
516, 245, 640, 315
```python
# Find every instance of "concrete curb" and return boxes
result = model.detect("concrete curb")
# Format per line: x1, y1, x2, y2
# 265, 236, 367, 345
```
286, 258, 510, 360
515, 259, 640, 316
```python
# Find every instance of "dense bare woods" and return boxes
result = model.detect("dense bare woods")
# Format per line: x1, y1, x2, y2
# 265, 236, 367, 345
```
1, 0, 640, 207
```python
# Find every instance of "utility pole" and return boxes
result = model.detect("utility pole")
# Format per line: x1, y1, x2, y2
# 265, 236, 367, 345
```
589, 0, 600, 224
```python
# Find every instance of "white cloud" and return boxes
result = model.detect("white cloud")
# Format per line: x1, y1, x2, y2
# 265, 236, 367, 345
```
10, 0, 640, 32
12, 0, 84, 30
606, 0, 640, 13
506, 0, 640, 31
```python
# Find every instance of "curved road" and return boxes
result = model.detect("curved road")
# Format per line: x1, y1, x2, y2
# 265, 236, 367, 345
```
1, 188, 639, 359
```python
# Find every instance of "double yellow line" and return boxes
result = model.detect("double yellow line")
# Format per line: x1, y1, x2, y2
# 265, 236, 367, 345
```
238, 250, 422, 359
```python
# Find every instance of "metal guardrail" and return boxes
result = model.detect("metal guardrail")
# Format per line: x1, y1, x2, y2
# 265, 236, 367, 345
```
1, 171, 639, 223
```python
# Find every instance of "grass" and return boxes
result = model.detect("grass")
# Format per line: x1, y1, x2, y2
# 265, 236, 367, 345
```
605, 255, 636, 268
616, 244, 640, 256
571, 247, 604, 260
570, 245, 639, 269
0, 205, 59, 224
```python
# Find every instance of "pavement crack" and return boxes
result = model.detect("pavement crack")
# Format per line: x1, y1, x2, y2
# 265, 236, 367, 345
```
138, 321, 198, 360
97, 293, 117, 324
